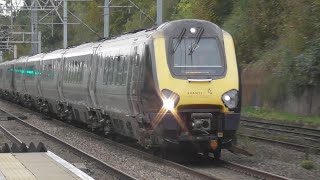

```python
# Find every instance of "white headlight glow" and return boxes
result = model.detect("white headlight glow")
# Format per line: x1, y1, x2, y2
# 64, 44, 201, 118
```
223, 95, 231, 101
190, 27, 197, 34
163, 99, 174, 111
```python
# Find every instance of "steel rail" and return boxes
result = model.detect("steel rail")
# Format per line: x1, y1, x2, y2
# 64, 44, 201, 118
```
241, 118, 320, 133
0, 108, 137, 180
0, 123, 23, 145
221, 160, 291, 180
239, 134, 320, 153
242, 124, 320, 140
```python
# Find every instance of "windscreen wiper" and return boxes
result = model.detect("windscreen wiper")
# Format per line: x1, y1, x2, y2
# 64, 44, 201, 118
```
172, 28, 186, 53
188, 27, 204, 55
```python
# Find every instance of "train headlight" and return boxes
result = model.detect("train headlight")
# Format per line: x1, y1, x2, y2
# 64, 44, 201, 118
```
190, 27, 197, 34
161, 89, 180, 111
163, 99, 174, 111
222, 89, 238, 110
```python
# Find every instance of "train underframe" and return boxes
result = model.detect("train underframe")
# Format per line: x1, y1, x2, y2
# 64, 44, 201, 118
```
142, 111, 240, 159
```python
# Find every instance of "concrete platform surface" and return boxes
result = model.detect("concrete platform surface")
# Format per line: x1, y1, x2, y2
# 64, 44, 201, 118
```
0, 151, 94, 180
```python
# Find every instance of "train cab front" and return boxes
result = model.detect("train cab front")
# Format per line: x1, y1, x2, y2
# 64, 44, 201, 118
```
150, 19, 241, 157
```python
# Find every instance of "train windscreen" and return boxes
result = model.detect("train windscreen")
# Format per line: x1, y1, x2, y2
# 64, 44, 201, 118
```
171, 38, 224, 76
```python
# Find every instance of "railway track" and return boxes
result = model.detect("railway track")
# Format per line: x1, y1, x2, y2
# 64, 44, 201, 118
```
0, 106, 220, 180
240, 118, 320, 153
241, 118, 320, 137
0, 102, 290, 180
0, 109, 136, 180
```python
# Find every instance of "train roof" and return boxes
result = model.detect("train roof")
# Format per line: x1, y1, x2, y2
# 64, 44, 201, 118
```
0, 19, 222, 63
64, 42, 97, 58
42, 49, 66, 60
14, 56, 29, 64
27, 53, 46, 62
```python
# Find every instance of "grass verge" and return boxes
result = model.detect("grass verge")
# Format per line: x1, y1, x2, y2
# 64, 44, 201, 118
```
241, 106, 320, 126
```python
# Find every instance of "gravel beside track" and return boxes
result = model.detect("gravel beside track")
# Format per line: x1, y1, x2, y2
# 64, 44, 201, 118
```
223, 136, 320, 180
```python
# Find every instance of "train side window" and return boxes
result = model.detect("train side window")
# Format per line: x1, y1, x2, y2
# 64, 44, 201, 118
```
67, 61, 71, 83
42, 63, 47, 80
50, 62, 54, 80
76, 60, 81, 83
103, 57, 109, 85
73, 61, 77, 83
6, 67, 12, 78
65, 61, 70, 82
75, 61, 79, 83
80, 61, 84, 83
70, 61, 73, 83
122, 56, 127, 85
76, 61, 80, 83
70, 60, 73, 83
64, 61, 68, 82
72, 61, 76, 83
117, 56, 123, 85
0, 69, 2, 79
25, 65, 35, 80
133, 46, 140, 66
135, 54, 140, 66
113, 57, 119, 85
106, 58, 110, 84
108, 58, 114, 84
77, 61, 81, 83
15, 66, 21, 79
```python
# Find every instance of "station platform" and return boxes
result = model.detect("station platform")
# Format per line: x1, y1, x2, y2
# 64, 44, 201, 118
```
0, 151, 93, 180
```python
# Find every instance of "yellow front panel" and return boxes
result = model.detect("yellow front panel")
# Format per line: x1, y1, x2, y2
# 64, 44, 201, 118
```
153, 31, 238, 113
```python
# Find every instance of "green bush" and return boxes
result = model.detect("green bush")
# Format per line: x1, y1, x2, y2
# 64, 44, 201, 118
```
301, 160, 315, 170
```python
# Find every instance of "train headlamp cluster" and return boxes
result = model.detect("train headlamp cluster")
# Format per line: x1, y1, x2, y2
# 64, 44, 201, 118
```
161, 89, 180, 111
222, 89, 238, 110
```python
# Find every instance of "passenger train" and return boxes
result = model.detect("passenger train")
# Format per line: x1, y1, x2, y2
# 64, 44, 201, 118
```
0, 19, 241, 159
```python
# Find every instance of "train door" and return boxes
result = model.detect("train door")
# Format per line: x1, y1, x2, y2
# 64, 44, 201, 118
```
88, 46, 100, 108
128, 42, 145, 116
22, 60, 27, 93
57, 55, 65, 100
36, 61, 42, 97
10, 64, 15, 92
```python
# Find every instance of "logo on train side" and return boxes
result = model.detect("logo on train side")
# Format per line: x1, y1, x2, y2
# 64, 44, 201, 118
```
187, 89, 213, 95
187, 91, 203, 95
